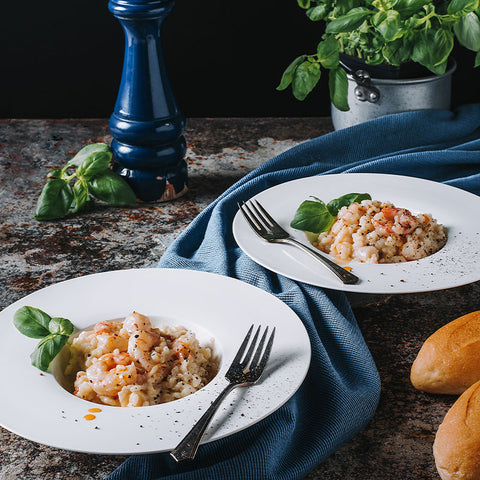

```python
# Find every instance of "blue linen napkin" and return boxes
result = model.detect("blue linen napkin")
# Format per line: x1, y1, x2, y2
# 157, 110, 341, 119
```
106, 104, 480, 480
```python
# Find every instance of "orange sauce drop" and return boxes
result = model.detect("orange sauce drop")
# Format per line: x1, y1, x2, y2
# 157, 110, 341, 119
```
88, 408, 102, 413
84, 414, 96, 421
343, 266, 353, 271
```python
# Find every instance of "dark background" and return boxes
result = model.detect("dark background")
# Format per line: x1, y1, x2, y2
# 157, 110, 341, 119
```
1, 0, 479, 119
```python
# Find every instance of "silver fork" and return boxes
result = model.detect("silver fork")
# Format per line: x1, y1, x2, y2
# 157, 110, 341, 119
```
239, 200, 359, 285
170, 325, 275, 462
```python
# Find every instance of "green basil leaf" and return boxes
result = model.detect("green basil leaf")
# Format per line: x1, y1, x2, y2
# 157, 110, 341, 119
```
47, 168, 63, 179
292, 60, 322, 100
307, 4, 328, 20
325, 8, 372, 33
448, 0, 478, 15
412, 29, 454, 71
88, 170, 137, 205
76, 150, 112, 179
71, 179, 90, 213
372, 10, 388, 26
396, 0, 430, 17
49, 317, 75, 336
291, 192, 373, 234
329, 67, 349, 111
333, 0, 360, 17
374, 10, 405, 42
297, 0, 310, 8
327, 193, 372, 216
406, 13, 427, 29
34, 178, 74, 221
428, 60, 449, 75
382, 38, 412, 65
277, 55, 307, 90
475, 50, 480, 66
317, 36, 340, 69
13, 306, 51, 339
454, 12, 480, 51
66, 143, 111, 168
372, 0, 399, 10
30, 335, 68, 372
365, 51, 385, 65
432, 28, 455, 66
290, 198, 336, 234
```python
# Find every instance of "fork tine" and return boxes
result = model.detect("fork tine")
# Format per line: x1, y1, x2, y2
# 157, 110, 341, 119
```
240, 325, 261, 366
252, 200, 288, 236
250, 326, 268, 368
253, 200, 278, 228
230, 324, 254, 365
238, 202, 266, 235
248, 201, 271, 230
257, 327, 275, 373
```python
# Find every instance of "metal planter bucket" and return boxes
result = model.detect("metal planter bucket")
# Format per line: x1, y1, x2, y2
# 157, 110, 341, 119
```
331, 61, 456, 130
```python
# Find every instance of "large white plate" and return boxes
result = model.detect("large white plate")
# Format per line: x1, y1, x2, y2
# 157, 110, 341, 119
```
233, 173, 480, 294
0, 268, 310, 454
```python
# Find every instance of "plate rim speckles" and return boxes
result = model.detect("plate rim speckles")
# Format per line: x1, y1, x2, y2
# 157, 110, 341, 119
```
232, 173, 480, 294
0, 268, 311, 454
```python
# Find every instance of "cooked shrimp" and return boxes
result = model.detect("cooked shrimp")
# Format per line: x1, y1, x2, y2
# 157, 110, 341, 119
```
172, 337, 193, 361
72, 371, 97, 401
372, 207, 417, 236
128, 330, 161, 370
341, 202, 366, 224
67, 312, 219, 407
122, 312, 153, 334
93, 321, 123, 335
78, 320, 129, 361
118, 385, 149, 407
86, 352, 137, 396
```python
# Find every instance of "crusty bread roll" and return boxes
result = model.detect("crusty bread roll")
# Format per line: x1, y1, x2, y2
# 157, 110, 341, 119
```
433, 379, 480, 480
411, 311, 480, 394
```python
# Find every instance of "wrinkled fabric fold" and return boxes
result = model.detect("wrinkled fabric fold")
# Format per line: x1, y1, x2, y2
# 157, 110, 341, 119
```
106, 105, 480, 480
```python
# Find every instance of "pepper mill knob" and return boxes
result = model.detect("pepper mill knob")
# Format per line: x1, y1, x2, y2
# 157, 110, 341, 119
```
108, 0, 187, 202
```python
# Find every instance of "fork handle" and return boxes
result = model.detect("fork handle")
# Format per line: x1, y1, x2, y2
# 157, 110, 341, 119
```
170, 383, 236, 462
280, 238, 359, 285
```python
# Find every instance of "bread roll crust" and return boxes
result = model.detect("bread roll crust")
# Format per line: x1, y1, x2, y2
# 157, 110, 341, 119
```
434, 380, 480, 479
411, 311, 480, 394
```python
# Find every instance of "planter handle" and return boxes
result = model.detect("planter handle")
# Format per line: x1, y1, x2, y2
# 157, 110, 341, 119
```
339, 61, 380, 104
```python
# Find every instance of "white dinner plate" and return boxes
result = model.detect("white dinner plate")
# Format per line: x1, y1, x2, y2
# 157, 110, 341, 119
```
0, 268, 311, 454
233, 173, 480, 294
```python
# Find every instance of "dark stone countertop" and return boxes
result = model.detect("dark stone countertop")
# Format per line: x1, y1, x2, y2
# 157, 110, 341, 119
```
1, 118, 478, 480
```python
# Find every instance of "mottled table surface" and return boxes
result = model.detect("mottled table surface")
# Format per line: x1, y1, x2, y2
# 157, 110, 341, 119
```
1, 118, 478, 480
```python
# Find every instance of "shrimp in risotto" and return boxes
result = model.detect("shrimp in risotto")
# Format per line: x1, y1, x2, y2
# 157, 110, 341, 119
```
65, 313, 218, 407
315, 200, 447, 264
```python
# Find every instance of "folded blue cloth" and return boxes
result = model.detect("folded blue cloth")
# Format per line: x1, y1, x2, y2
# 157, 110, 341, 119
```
106, 104, 480, 480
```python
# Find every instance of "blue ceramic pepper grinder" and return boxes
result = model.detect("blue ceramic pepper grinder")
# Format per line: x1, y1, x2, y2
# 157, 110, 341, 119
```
108, 0, 187, 202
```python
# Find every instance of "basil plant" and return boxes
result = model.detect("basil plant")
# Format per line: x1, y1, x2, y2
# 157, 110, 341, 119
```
278, 0, 480, 110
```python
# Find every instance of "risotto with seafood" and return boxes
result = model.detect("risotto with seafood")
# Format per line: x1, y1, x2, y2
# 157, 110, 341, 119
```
64, 312, 218, 407
315, 200, 447, 264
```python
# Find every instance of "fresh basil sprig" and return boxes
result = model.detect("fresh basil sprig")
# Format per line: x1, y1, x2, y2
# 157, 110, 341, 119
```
13, 306, 75, 371
290, 192, 372, 234
278, 0, 480, 110
35, 143, 137, 221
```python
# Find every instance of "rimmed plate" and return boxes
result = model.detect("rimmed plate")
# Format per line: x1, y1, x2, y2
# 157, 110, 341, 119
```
233, 173, 480, 294
0, 268, 311, 454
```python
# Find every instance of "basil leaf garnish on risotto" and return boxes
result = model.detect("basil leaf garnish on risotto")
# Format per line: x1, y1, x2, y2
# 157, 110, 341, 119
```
290, 197, 336, 234
48, 317, 75, 336
327, 193, 371, 216
13, 306, 75, 371
30, 335, 69, 372
13, 306, 52, 338
290, 192, 371, 234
